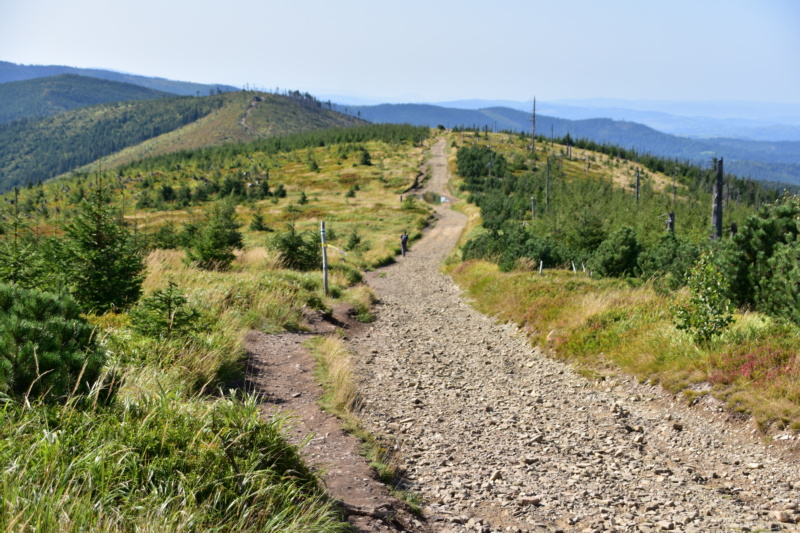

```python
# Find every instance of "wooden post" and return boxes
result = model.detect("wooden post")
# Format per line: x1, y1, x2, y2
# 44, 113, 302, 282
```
530, 97, 536, 153
531, 196, 535, 221
712, 158, 724, 240
546, 158, 551, 215
320, 221, 329, 296
635, 168, 640, 205
672, 167, 677, 204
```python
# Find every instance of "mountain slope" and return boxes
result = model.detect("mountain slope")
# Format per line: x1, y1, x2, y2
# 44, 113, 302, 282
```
341, 103, 800, 184
0, 91, 364, 192
0, 74, 174, 123
0, 60, 238, 96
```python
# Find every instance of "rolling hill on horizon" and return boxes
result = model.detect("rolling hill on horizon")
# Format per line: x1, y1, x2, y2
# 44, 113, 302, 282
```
337, 103, 800, 185
0, 60, 238, 96
0, 91, 364, 193
0, 74, 175, 123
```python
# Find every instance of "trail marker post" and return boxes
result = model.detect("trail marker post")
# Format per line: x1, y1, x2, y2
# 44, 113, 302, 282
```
321, 221, 329, 296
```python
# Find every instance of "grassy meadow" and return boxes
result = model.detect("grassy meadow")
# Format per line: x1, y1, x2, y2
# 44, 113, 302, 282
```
0, 126, 435, 530
444, 131, 800, 433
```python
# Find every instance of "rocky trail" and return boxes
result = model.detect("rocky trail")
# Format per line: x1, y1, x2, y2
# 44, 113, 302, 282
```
352, 138, 800, 532
252, 138, 800, 532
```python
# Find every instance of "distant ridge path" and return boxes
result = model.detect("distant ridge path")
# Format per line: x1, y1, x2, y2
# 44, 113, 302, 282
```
348, 136, 800, 532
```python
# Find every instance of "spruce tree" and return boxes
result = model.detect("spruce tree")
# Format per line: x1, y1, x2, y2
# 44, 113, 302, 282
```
185, 198, 243, 270
62, 184, 145, 312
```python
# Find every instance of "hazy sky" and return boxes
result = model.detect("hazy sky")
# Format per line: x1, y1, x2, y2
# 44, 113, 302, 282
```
1, 0, 798, 104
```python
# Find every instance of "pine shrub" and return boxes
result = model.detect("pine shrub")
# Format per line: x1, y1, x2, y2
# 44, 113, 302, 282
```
62, 185, 145, 312
588, 226, 641, 278
0, 284, 104, 400
185, 199, 243, 270
273, 223, 321, 271
129, 281, 200, 338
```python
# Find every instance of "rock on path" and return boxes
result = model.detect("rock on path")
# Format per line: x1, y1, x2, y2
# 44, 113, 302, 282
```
348, 138, 800, 532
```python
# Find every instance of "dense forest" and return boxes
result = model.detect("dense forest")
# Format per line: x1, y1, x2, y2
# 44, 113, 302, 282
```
0, 74, 174, 123
0, 95, 227, 191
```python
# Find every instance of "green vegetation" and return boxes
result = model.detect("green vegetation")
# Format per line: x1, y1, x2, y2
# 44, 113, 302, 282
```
0, 124, 434, 528
0, 74, 173, 123
0, 90, 369, 193
0, 283, 104, 400
0, 95, 226, 191
0, 390, 348, 532
184, 199, 244, 270
449, 131, 800, 431
61, 184, 146, 312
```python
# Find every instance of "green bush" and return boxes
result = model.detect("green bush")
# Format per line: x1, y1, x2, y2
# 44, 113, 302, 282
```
249, 210, 270, 232
185, 199, 243, 270
757, 237, 800, 324
0, 284, 104, 400
719, 195, 800, 314
273, 223, 321, 271
344, 229, 363, 251
674, 252, 733, 344
588, 226, 641, 278
638, 233, 700, 289
129, 281, 200, 338
62, 186, 145, 312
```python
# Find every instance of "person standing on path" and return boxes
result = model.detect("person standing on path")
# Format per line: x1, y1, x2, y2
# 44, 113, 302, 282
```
400, 230, 408, 257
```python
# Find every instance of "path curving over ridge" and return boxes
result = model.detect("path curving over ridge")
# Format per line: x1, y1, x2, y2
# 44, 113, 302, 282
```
349, 137, 800, 532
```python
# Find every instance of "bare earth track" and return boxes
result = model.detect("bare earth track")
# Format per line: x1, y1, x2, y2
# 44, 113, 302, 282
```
250, 138, 800, 532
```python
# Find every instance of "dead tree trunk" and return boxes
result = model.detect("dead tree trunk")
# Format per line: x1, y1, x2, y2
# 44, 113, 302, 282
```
635, 168, 640, 205
712, 157, 724, 240
530, 97, 536, 153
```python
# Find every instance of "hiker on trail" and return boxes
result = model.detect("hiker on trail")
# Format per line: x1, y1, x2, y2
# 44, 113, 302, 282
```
400, 230, 409, 257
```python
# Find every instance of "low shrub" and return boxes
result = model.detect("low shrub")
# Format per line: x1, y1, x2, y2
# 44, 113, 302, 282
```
0, 283, 105, 400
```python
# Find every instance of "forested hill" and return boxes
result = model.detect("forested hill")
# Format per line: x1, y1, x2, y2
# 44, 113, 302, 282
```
338, 103, 800, 185
0, 60, 238, 96
0, 91, 365, 192
0, 74, 174, 123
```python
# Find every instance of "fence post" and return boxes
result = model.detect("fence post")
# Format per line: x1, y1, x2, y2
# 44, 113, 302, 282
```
320, 221, 329, 296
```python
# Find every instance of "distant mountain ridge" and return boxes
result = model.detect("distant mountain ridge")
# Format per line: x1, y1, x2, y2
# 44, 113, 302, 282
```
0, 91, 364, 192
337, 103, 800, 185
433, 98, 800, 141
0, 74, 174, 123
0, 61, 238, 96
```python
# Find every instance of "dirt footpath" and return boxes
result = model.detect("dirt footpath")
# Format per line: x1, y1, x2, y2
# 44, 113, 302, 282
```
347, 138, 800, 532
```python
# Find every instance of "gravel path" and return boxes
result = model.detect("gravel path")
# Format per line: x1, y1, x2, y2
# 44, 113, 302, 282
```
348, 138, 800, 533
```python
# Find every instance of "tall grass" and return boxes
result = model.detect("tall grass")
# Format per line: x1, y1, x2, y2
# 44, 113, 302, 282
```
449, 259, 800, 432
306, 336, 421, 514
0, 387, 348, 532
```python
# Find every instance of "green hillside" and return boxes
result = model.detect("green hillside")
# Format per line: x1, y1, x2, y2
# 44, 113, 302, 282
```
0, 74, 174, 123
0, 124, 432, 531
447, 130, 800, 430
0, 91, 364, 193
0, 60, 238, 95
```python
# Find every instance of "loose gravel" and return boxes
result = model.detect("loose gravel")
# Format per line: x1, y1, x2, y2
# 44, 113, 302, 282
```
347, 139, 800, 533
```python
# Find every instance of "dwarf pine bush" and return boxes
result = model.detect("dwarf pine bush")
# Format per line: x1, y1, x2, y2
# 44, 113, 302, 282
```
0, 283, 104, 400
